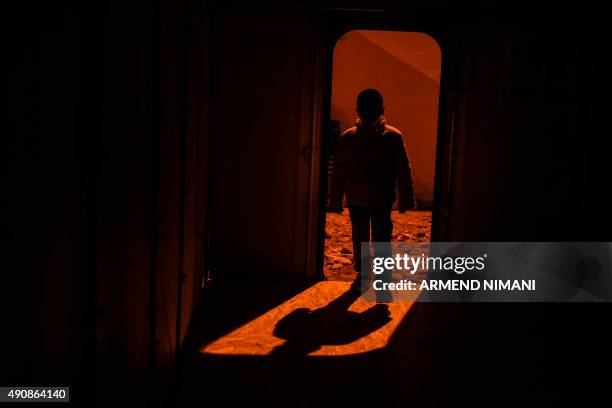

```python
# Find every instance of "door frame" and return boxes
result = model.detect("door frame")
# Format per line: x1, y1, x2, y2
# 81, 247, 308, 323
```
315, 10, 459, 279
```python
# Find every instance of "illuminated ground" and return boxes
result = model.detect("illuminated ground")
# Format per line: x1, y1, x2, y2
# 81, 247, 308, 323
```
324, 210, 432, 281
200, 281, 412, 356
175, 279, 540, 407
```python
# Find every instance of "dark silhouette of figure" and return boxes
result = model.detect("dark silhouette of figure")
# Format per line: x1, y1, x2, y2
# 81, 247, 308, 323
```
328, 89, 415, 296
272, 290, 391, 356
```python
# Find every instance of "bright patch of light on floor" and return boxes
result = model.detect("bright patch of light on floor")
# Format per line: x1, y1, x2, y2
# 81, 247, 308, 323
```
199, 281, 413, 356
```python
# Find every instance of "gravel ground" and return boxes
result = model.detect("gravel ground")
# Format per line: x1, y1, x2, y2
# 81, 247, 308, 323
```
324, 210, 432, 281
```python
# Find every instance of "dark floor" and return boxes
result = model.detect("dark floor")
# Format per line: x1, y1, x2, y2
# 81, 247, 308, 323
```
173, 280, 612, 407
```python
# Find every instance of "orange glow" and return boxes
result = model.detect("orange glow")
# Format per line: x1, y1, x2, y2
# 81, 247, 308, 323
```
332, 30, 441, 206
199, 281, 413, 356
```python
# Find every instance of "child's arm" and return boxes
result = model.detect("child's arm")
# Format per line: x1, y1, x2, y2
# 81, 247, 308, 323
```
393, 133, 416, 212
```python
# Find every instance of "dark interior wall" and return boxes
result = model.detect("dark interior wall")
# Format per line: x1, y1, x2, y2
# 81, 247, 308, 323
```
3, 0, 209, 405
91, 0, 153, 401
3, 0, 82, 388
443, 19, 605, 241
89, 0, 210, 403
207, 8, 325, 281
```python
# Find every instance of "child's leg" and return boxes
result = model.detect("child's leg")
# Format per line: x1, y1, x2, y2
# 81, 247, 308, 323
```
348, 206, 370, 273
371, 206, 394, 301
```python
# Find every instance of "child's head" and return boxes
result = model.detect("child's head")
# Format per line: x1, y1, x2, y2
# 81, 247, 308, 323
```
356, 88, 385, 124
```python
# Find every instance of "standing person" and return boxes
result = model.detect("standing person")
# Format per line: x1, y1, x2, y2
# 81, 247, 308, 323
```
327, 89, 416, 298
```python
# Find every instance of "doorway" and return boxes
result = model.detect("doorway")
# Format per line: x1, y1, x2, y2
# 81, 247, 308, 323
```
322, 30, 443, 281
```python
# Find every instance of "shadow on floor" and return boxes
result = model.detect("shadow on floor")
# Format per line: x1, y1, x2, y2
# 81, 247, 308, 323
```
272, 289, 390, 356
174, 280, 612, 407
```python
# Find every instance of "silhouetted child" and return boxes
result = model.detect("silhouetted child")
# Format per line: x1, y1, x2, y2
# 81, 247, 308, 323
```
328, 89, 415, 297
